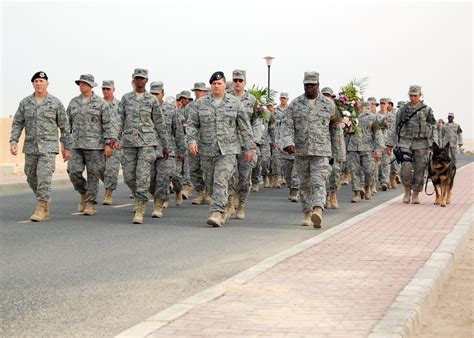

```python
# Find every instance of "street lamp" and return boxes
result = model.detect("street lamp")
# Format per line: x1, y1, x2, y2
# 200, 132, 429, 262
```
263, 56, 274, 101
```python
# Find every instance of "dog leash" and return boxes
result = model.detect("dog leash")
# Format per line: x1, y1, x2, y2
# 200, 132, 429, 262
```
424, 151, 435, 196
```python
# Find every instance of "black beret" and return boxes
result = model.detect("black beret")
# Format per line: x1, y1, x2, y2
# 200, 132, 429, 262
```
209, 71, 225, 84
31, 71, 48, 82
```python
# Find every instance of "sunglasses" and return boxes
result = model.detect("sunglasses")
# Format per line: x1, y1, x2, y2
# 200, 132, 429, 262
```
409, 94, 419, 97
380, 102, 387, 105
102, 88, 111, 91
233, 79, 244, 83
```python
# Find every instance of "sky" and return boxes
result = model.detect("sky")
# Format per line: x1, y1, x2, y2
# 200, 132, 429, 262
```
1, 0, 473, 139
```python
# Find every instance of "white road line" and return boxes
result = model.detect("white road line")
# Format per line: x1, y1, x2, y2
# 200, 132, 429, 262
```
70, 212, 83, 215
18, 220, 32, 223
112, 203, 133, 208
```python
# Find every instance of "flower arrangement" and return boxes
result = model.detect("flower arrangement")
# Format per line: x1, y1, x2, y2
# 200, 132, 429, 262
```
335, 78, 368, 135
248, 85, 277, 124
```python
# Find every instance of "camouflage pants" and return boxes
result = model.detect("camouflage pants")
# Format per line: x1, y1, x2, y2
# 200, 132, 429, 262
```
281, 158, 300, 191
201, 154, 237, 213
122, 146, 157, 202
103, 148, 122, 190
177, 153, 192, 187
326, 160, 342, 192
68, 149, 105, 204
260, 143, 271, 177
380, 152, 392, 185
295, 155, 331, 213
24, 153, 56, 202
189, 154, 205, 192
449, 146, 458, 165
270, 147, 281, 176
348, 151, 374, 192
251, 155, 262, 184
150, 155, 181, 201
229, 152, 256, 203
400, 147, 428, 192
391, 159, 400, 176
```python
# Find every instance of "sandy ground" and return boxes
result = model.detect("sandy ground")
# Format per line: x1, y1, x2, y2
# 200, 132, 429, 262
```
416, 231, 474, 338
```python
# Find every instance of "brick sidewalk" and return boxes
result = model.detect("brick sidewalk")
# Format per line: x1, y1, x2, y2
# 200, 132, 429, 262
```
124, 165, 473, 337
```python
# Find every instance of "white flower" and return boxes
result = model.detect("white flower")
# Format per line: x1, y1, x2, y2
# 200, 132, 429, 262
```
342, 110, 351, 117
356, 92, 362, 99
353, 85, 361, 92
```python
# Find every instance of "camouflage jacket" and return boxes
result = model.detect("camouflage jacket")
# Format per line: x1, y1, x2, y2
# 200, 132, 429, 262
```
105, 97, 120, 138
10, 93, 71, 154
441, 122, 463, 147
275, 105, 294, 160
280, 93, 343, 159
116, 91, 169, 149
66, 93, 113, 150
386, 102, 437, 150
232, 91, 262, 146
377, 111, 397, 142
347, 111, 384, 152
161, 102, 186, 157
186, 93, 253, 156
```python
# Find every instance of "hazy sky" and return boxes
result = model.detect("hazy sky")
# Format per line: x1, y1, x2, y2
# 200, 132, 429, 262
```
1, 0, 472, 138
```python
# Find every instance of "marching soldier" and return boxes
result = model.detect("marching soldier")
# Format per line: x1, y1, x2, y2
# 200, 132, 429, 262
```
378, 97, 397, 191
441, 112, 463, 165
9, 71, 71, 221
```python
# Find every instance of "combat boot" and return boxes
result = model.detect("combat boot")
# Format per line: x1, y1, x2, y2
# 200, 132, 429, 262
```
251, 182, 259, 192
329, 191, 339, 209
175, 191, 183, 206
103, 189, 113, 205
263, 176, 270, 188
371, 182, 377, 194
132, 199, 138, 213
411, 191, 420, 204
341, 173, 351, 185
235, 201, 246, 220
78, 192, 87, 212
311, 207, 323, 229
83, 202, 96, 216
163, 200, 169, 209
381, 183, 389, 191
44, 199, 51, 219
403, 187, 411, 204
133, 201, 146, 224
289, 189, 299, 202
390, 175, 398, 189
192, 190, 205, 205
207, 211, 222, 227
181, 184, 192, 200
280, 175, 287, 187
351, 191, 362, 203
222, 196, 235, 222
30, 200, 48, 222
152, 198, 165, 218
301, 211, 312, 226
272, 176, 281, 188
395, 175, 401, 184
364, 185, 372, 200
324, 194, 330, 208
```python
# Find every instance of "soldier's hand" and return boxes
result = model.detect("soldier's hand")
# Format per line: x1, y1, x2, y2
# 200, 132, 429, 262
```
385, 145, 393, 154
162, 147, 169, 160
271, 143, 276, 150
176, 155, 185, 162
110, 138, 121, 150
10, 144, 18, 156
373, 151, 381, 161
62, 149, 71, 162
189, 144, 199, 156
284, 145, 296, 154
244, 150, 254, 162
104, 145, 113, 158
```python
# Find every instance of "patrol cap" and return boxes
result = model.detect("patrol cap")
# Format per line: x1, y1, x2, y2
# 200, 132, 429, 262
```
303, 71, 319, 84
101, 80, 114, 88
280, 92, 289, 99
408, 85, 421, 95
150, 81, 164, 94
397, 101, 405, 108
387, 97, 394, 104
448, 112, 454, 117
177, 90, 192, 100
232, 69, 246, 81
265, 99, 275, 106
321, 87, 336, 98
367, 97, 379, 106
191, 82, 208, 92
75, 74, 97, 87
438, 118, 444, 123
209, 71, 225, 84
133, 68, 148, 79
31, 71, 48, 82
379, 97, 389, 104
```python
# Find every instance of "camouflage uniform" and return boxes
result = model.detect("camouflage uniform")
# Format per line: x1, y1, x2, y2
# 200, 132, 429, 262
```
379, 110, 397, 186
252, 111, 273, 185
10, 93, 71, 202
326, 124, 346, 192
186, 93, 253, 214
67, 88, 112, 204
441, 116, 463, 165
184, 100, 206, 193
103, 97, 122, 191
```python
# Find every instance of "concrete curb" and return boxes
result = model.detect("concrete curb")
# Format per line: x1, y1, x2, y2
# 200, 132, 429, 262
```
0, 179, 71, 192
116, 191, 406, 337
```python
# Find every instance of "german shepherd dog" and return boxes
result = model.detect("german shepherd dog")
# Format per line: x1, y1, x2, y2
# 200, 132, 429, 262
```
429, 142, 456, 207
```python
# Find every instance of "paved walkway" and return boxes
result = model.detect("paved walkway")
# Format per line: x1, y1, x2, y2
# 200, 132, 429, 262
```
118, 164, 473, 337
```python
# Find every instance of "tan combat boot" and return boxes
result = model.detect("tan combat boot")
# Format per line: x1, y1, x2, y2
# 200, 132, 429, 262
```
364, 186, 372, 200
412, 191, 420, 204
152, 198, 165, 218
103, 189, 113, 205
44, 199, 51, 219
263, 176, 270, 188
78, 192, 87, 212
272, 175, 281, 188
301, 211, 312, 226
30, 200, 48, 222
403, 187, 411, 204
324, 194, 330, 208
207, 211, 222, 227
251, 182, 259, 192
83, 201, 96, 216
133, 201, 146, 224
351, 191, 362, 203
341, 173, 351, 185
288, 189, 299, 202
280, 175, 287, 187
222, 196, 235, 222
163, 200, 169, 209
390, 175, 398, 189
192, 190, 205, 205
311, 207, 323, 228
235, 201, 246, 220
181, 184, 192, 200
371, 182, 377, 194
204, 189, 213, 204
329, 191, 339, 209
175, 191, 183, 206
395, 175, 401, 184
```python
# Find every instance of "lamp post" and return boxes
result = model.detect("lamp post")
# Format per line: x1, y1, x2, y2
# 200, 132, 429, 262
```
263, 56, 274, 101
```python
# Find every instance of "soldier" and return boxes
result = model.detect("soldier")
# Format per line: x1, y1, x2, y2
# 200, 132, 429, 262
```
149, 81, 186, 217
176, 90, 193, 200
280, 71, 343, 228
367, 97, 381, 194
9, 71, 71, 221
441, 112, 463, 164
101, 80, 121, 205
116, 68, 169, 223
387, 98, 400, 187
386, 85, 437, 204
321, 87, 346, 209
227, 69, 261, 221
437, 118, 445, 146
187, 71, 253, 227
66, 74, 114, 216
378, 97, 397, 191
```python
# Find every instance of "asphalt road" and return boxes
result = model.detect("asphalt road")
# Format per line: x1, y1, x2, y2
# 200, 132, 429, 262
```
1, 156, 471, 337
